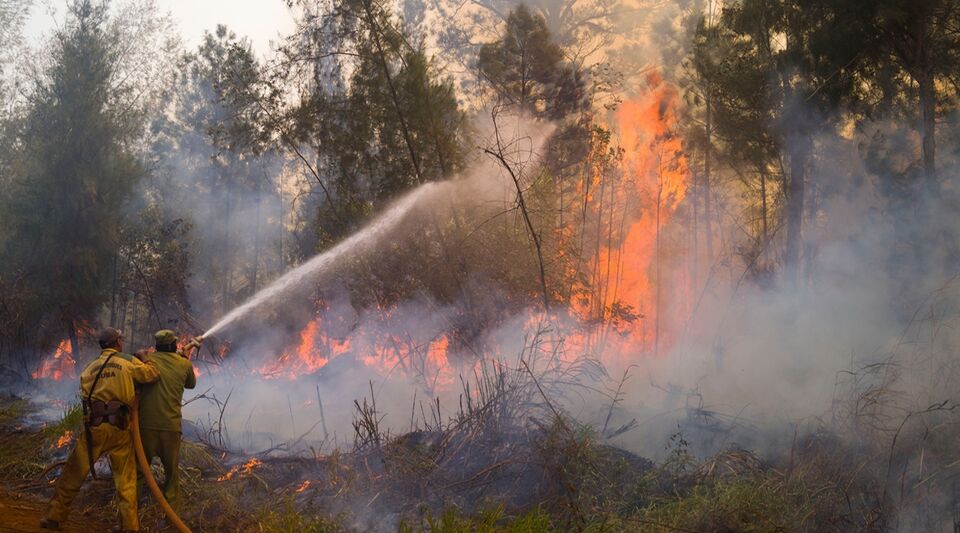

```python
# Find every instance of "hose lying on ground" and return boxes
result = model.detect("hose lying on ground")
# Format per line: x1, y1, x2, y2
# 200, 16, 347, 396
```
131, 395, 192, 533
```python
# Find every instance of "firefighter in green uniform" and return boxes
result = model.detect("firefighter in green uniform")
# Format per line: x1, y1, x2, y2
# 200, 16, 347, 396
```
136, 329, 198, 512
42, 327, 160, 532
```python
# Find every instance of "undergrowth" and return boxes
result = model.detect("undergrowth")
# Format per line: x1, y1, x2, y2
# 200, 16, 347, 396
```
399, 506, 553, 533
42, 400, 82, 441
251, 495, 347, 533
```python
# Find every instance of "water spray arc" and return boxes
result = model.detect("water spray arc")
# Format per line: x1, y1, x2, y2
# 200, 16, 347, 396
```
132, 396, 191, 533
202, 182, 440, 340
132, 182, 442, 530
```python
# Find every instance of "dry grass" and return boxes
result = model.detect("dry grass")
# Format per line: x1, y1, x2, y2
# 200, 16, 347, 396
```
5, 283, 960, 531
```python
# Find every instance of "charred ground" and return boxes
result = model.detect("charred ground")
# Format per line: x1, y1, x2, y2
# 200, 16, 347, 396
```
2, 0, 960, 531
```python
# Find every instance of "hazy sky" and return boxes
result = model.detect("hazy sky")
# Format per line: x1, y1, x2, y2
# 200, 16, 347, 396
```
24, 0, 297, 58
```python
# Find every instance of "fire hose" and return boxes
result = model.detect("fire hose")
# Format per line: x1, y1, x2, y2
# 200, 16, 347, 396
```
131, 395, 192, 533
131, 336, 201, 533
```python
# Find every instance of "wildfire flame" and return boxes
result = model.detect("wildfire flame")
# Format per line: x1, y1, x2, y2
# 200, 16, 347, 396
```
256, 318, 350, 379
54, 430, 74, 449
217, 457, 263, 481
568, 73, 691, 358
32, 340, 77, 381
41, 77, 693, 395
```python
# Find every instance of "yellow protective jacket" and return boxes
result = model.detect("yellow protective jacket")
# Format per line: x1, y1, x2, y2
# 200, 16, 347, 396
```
80, 348, 160, 406
46, 348, 160, 531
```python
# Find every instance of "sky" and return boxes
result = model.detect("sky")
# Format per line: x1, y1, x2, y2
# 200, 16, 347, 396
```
23, 0, 297, 58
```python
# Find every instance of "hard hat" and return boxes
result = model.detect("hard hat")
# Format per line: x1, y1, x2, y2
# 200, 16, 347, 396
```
98, 327, 123, 346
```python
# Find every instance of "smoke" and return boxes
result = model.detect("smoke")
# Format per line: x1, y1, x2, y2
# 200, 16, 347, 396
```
17, 2, 960, 528
593, 118, 959, 472
25, 46, 957, 477
178, 116, 558, 452
162, 85, 960, 476
145, 5, 960, 523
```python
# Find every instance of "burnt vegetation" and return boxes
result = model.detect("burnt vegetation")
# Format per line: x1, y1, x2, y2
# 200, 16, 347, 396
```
1, 0, 960, 531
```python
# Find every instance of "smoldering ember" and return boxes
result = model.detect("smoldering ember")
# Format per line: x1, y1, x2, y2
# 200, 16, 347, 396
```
1, 1, 959, 532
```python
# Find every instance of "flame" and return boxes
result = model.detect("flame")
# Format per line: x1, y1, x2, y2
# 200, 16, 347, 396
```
570, 75, 691, 358
357, 330, 454, 390
143, 75, 691, 392
54, 430, 74, 449
217, 457, 263, 481
256, 319, 350, 379
32, 340, 77, 381
244, 457, 262, 472
295, 480, 311, 493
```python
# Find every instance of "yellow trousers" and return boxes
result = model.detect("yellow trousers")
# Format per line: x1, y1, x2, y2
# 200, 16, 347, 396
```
46, 422, 139, 531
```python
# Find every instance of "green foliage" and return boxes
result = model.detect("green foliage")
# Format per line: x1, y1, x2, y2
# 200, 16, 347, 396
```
282, 0, 468, 245
399, 505, 554, 533
0, 0, 146, 354
682, 0, 878, 281
252, 495, 346, 533
0, 395, 28, 425
507, 509, 553, 532
144, 23, 287, 324
642, 478, 805, 533
477, 6, 585, 119
43, 400, 83, 442
0, 395, 46, 480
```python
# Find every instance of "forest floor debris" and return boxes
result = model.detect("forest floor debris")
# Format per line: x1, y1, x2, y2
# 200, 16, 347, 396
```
4, 367, 960, 533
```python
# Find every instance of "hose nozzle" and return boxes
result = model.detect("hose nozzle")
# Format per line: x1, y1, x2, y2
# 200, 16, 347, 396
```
180, 335, 204, 358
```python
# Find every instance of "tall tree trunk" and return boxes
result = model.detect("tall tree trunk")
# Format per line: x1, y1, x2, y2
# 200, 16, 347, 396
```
592, 161, 608, 321
804, 173, 819, 283
918, 68, 937, 194
781, 24, 807, 287
655, 149, 664, 357
760, 164, 768, 244
129, 293, 138, 350
66, 319, 79, 361
784, 138, 808, 287
278, 165, 286, 269
221, 179, 233, 313
109, 251, 119, 325
704, 93, 714, 263
691, 153, 699, 292
250, 177, 262, 294
360, 0, 424, 184
118, 290, 128, 333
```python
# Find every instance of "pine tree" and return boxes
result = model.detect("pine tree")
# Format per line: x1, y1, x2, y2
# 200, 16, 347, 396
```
4, 0, 143, 353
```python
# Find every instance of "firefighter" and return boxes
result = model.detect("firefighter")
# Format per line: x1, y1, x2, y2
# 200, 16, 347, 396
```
135, 329, 199, 513
41, 327, 160, 532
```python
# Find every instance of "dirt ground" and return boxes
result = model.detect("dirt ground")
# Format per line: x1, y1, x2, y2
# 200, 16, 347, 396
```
0, 489, 111, 533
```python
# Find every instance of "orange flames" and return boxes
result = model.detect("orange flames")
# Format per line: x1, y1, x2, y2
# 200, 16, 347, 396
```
217, 457, 263, 481
226, 76, 694, 385
610, 77, 690, 352
257, 319, 349, 379
570, 74, 691, 358
32, 340, 77, 381
54, 430, 74, 449
69, 77, 693, 392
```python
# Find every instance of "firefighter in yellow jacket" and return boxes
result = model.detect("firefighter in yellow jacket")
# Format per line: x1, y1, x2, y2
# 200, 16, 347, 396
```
136, 329, 198, 512
41, 327, 159, 532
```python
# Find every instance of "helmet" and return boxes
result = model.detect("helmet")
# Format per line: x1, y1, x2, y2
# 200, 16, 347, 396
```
154, 329, 178, 345
98, 327, 123, 348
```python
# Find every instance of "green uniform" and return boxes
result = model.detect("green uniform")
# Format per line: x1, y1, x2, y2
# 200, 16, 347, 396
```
136, 350, 195, 511
47, 349, 160, 531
